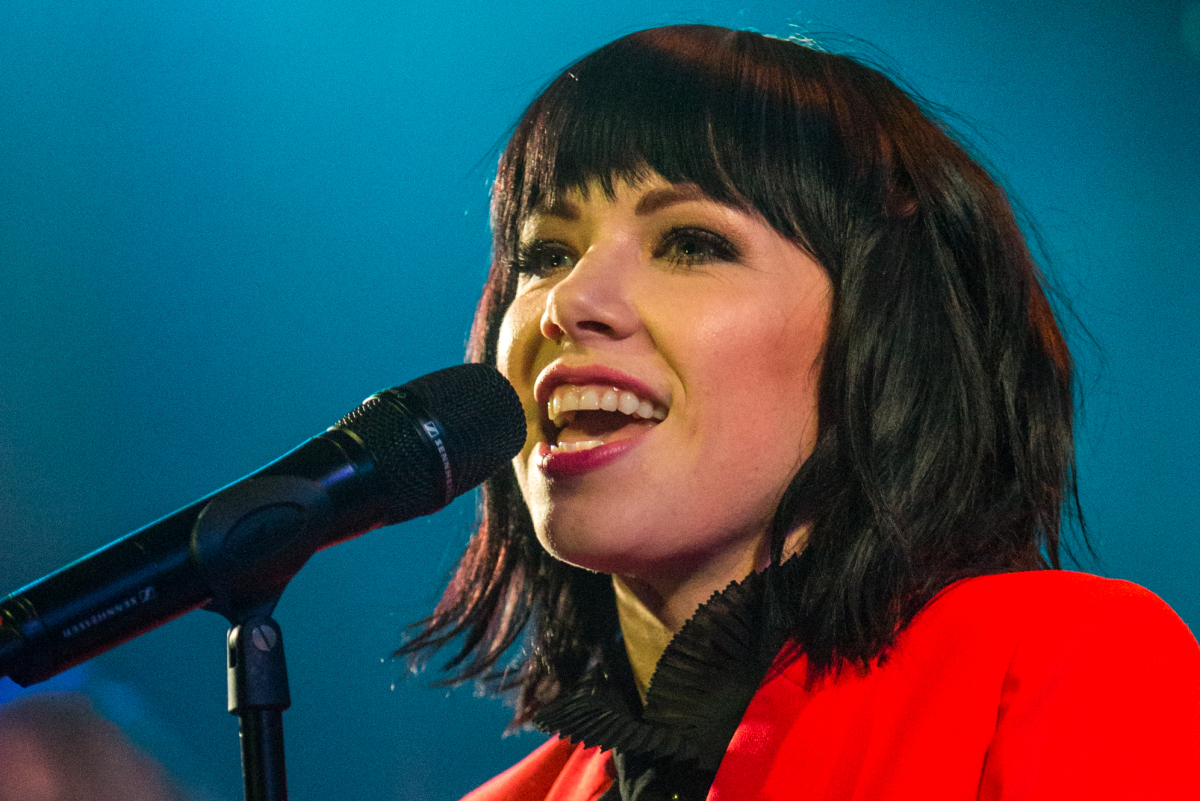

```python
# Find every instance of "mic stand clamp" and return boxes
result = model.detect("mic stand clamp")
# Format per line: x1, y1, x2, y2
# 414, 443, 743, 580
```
194, 474, 330, 801
227, 614, 291, 801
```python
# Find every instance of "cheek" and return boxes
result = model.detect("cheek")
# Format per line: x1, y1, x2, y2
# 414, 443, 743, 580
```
495, 300, 532, 380
693, 293, 828, 461
497, 297, 546, 437
770, 307, 828, 439
496, 298, 552, 519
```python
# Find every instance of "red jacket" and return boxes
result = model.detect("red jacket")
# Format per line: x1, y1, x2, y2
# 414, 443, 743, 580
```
462, 571, 1200, 800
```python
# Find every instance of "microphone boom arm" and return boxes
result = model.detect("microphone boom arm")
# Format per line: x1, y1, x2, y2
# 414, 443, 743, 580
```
0, 426, 390, 686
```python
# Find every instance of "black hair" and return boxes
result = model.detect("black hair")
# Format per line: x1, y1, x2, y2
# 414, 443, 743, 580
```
398, 24, 1079, 724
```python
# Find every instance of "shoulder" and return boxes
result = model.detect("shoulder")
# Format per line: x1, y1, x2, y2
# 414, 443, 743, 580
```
868, 570, 1200, 700
769, 570, 1199, 688
745, 572, 1200, 797
762, 570, 1200, 699
929, 571, 1200, 797
934, 569, 1184, 617
459, 736, 612, 801
921, 570, 1198, 660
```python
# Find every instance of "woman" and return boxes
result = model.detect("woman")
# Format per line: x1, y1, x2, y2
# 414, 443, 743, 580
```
401, 25, 1200, 800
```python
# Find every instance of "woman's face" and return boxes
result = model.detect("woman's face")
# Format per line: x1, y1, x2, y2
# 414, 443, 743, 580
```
498, 173, 831, 587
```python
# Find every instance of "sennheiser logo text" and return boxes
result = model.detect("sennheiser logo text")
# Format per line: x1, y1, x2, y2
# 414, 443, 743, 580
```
61, 587, 155, 639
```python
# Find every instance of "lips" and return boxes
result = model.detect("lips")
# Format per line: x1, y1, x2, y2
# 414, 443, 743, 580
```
533, 365, 670, 476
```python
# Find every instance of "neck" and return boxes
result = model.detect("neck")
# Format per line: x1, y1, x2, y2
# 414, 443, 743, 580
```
613, 575, 675, 703
612, 526, 809, 703
612, 540, 763, 703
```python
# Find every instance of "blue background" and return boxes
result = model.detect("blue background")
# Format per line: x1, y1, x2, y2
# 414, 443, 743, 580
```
2, 2, 1197, 799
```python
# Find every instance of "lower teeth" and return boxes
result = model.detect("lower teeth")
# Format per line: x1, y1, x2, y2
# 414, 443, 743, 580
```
550, 439, 604, 453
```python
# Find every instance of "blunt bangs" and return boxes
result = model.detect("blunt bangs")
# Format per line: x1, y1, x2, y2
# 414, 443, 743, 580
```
475, 25, 904, 366
491, 27, 875, 278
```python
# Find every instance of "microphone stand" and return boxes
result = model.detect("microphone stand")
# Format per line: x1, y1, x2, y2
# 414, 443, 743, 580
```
0, 364, 528, 801
226, 611, 291, 801
208, 577, 292, 801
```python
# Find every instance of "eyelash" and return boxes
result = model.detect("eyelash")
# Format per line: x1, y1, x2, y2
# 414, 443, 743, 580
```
514, 240, 575, 277
656, 227, 739, 267
514, 227, 740, 277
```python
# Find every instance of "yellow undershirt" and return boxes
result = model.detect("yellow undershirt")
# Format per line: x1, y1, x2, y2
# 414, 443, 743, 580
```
612, 575, 676, 704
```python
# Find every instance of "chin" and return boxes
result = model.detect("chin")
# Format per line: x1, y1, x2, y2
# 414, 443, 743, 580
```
537, 534, 621, 574
536, 524, 718, 581
536, 526, 655, 575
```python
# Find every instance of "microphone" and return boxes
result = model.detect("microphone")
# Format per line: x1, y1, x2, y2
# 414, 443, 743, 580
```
0, 364, 526, 687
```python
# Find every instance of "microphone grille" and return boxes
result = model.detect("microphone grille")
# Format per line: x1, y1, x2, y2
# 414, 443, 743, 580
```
334, 364, 526, 523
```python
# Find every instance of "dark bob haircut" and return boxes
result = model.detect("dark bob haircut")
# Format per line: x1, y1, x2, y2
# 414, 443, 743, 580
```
400, 24, 1078, 724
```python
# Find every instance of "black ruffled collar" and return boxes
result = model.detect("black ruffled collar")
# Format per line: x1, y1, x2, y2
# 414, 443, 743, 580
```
533, 562, 796, 799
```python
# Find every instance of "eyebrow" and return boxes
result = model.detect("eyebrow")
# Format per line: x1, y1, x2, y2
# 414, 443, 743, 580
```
531, 183, 714, 221
537, 196, 581, 221
633, 184, 711, 215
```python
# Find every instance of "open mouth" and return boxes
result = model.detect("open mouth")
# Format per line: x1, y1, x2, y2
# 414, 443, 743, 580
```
545, 384, 668, 453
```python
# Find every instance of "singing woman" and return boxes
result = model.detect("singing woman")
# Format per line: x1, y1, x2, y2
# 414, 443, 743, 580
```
400, 24, 1200, 800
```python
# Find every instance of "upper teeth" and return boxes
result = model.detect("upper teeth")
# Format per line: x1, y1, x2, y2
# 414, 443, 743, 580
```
548, 384, 667, 428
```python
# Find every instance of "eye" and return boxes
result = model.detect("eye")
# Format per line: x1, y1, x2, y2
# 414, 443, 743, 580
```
655, 227, 739, 268
515, 239, 576, 277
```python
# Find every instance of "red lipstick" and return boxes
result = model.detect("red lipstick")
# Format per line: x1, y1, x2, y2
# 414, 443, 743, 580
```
536, 436, 647, 479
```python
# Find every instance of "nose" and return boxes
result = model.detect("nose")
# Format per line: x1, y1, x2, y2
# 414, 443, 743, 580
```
539, 243, 640, 344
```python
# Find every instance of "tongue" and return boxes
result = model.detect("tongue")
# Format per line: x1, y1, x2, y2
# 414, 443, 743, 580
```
557, 410, 657, 445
